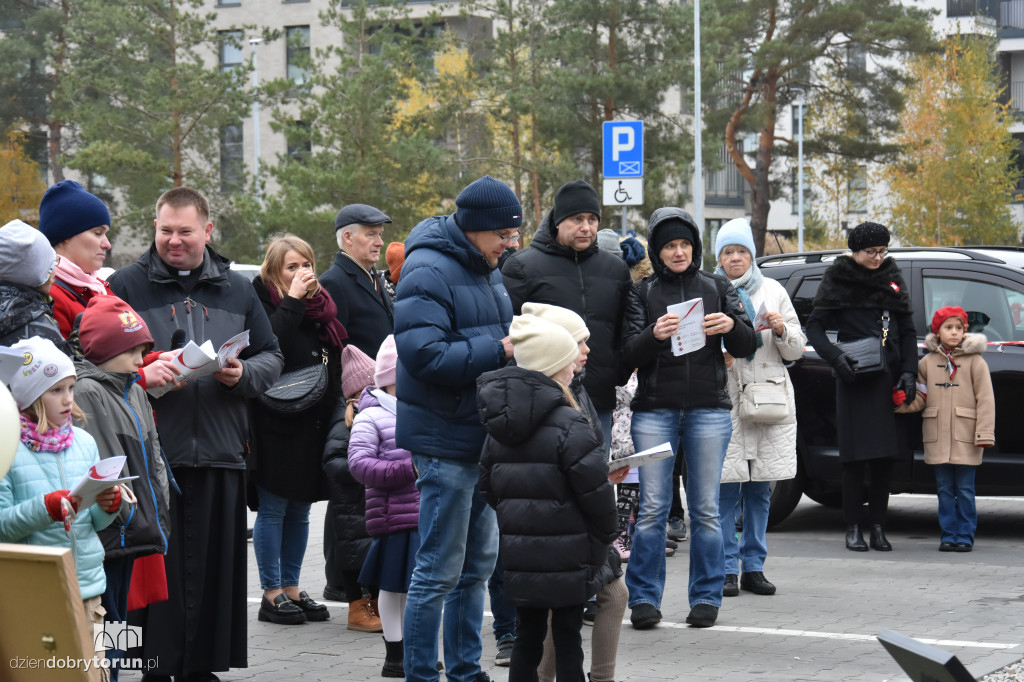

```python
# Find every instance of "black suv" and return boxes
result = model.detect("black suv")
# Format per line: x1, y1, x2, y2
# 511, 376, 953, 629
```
760, 246, 1024, 526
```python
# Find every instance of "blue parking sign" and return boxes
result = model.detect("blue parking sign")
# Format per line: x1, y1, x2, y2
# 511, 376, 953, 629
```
603, 121, 643, 178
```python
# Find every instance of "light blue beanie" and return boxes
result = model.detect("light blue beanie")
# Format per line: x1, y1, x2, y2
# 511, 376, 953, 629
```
714, 218, 756, 261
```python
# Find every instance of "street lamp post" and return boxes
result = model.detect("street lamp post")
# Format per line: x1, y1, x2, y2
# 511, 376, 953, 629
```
693, 0, 703, 246
792, 88, 805, 253
249, 37, 263, 209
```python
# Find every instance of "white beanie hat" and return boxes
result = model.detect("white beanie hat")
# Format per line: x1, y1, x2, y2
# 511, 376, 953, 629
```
0, 220, 57, 288
0, 337, 76, 410
714, 218, 757, 262
521, 302, 590, 342
511, 315, 578, 377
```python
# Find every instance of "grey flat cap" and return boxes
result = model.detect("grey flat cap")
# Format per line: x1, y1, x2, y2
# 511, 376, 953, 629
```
334, 203, 392, 231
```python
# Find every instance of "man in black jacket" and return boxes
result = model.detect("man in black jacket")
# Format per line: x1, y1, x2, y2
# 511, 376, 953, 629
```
501, 180, 633, 442
109, 187, 283, 681
320, 204, 394, 358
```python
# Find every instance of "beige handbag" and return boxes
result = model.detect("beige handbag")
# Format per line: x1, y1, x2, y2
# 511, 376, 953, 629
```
737, 378, 789, 424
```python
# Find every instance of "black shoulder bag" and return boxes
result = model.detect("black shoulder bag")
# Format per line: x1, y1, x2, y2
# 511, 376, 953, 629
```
835, 310, 889, 375
258, 349, 329, 413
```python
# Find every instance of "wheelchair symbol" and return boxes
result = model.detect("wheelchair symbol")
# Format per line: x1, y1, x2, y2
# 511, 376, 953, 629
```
614, 181, 632, 203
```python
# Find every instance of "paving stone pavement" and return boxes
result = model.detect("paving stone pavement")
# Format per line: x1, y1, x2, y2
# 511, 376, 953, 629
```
119, 494, 1024, 681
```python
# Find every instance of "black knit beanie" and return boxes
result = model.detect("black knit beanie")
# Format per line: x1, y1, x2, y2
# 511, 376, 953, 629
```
551, 180, 601, 227
847, 221, 890, 252
651, 218, 698, 257
454, 175, 523, 232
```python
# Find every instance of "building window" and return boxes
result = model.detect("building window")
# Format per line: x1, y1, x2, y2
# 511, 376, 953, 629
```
848, 165, 868, 213
219, 30, 243, 71
220, 124, 244, 194
286, 26, 310, 85
286, 121, 311, 163
705, 145, 745, 206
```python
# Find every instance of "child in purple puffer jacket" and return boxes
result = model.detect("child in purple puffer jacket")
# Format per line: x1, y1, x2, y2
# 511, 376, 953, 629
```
348, 334, 420, 679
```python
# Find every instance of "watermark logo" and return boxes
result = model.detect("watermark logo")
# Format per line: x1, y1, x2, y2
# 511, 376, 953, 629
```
93, 621, 143, 653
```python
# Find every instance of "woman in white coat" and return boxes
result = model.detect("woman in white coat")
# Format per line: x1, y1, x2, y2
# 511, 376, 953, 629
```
715, 219, 805, 598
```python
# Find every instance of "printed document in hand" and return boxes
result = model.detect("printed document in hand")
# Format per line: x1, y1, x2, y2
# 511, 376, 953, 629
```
752, 301, 773, 333
609, 442, 674, 472
70, 455, 137, 511
667, 298, 705, 356
148, 330, 250, 398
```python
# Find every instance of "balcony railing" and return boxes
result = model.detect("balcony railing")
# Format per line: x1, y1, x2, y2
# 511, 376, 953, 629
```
1002, 0, 1024, 27
1010, 81, 1024, 113
948, 0, 999, 19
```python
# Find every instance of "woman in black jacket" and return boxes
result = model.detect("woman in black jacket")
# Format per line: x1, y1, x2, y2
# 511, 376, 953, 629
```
805, 222, 917, 552
479, 314, 617, 682
621, 208, 757, 631
252, 235, 346, 624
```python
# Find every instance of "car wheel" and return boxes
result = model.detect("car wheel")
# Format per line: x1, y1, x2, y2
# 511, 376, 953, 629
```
767, 472, 804, 528
803, 481, 844, 508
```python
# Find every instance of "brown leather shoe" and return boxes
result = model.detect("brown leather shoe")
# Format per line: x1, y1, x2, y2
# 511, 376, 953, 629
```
348, 595, 383, 632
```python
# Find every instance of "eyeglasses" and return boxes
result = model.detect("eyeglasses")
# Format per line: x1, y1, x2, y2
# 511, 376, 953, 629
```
493, 231, 521, 244
864, 248, 888, 258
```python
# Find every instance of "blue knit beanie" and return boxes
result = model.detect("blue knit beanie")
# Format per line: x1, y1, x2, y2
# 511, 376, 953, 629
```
38, 180, 111, 246
454, 175, 522, 232
714, 218, 756, 261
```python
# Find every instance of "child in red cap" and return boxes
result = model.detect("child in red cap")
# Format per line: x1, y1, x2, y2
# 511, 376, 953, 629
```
75, 295, 171, 679
897, 305, 994, 552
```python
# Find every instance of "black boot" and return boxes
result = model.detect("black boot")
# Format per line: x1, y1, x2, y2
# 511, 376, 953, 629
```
869, 524, 892, 551
845, 525, 868, 552
382, 638, 404, 678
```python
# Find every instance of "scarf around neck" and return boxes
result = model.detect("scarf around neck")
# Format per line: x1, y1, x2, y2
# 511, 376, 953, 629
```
812, 254, 912, 313
265, 282, 349, 351
55, 257, 108, 297
20, 414, 74, 453
716, 263, 764, 360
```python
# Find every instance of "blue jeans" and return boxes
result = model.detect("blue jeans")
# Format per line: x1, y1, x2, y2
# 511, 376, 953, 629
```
626, 408, 732, 609
488, 547, 517, 640
253, 485, 311, 590
934, 464, 977, 545
596, 410, 613, 457
718, 481, 770, 575
404, 455, 499, 682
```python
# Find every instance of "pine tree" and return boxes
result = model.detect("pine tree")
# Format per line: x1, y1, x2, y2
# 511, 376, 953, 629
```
700, 0, 937, 255
886, 35, 1020, 246
61, 0, 252, 230
260, 0, 462, 264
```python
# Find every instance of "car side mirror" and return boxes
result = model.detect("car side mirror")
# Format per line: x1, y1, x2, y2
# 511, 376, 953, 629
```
965, 311, 990, 333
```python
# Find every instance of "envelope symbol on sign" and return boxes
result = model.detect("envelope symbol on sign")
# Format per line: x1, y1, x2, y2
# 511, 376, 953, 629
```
618, 161, 640, 175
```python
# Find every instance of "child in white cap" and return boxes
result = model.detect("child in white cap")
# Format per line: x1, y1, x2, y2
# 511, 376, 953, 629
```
0, 336, 126, 657
478, 315, 618, 680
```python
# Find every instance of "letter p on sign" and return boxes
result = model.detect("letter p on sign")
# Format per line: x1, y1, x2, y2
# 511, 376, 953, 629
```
613, 127, 634, 161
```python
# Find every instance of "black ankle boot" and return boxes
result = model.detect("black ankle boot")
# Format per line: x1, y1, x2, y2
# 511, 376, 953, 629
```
869, 524, 892, 551
845, 525, 868, 551
382, 637, 404, 678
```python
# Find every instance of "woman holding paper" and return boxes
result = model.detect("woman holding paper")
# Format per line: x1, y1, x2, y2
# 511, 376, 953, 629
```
251, 235, 347, 624
621, 208, 757, 630
714, 219, 805, 599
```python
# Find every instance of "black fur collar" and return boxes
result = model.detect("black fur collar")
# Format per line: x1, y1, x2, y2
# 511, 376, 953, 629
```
812, 254, 912, 313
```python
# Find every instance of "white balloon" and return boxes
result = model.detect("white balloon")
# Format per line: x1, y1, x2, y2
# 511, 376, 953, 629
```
0, 383, 17, 480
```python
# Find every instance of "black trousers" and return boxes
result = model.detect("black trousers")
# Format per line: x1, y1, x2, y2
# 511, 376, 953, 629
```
509, 604, 585, 682
842, 458, 893, 526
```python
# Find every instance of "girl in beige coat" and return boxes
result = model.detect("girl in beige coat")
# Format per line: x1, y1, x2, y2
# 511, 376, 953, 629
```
898, 306, 994, 552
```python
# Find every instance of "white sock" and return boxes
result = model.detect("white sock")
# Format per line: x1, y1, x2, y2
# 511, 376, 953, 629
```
378, 590, 405, 642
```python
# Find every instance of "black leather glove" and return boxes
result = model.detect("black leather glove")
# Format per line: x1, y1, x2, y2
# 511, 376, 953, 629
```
831, 354, 857, 384
897, 372, 917, 404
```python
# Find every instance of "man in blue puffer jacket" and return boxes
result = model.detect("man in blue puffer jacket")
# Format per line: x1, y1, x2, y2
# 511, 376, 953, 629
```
394, 175, 518, 682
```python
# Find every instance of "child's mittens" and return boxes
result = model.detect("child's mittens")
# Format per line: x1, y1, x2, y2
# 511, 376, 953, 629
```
44, 490, 78, 532
891, 387, 907, 406
98, 487, 122, 513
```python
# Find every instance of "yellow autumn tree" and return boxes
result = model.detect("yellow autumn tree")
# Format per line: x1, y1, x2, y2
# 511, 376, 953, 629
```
887, 36, 1020, 246
0, 130, 46, 225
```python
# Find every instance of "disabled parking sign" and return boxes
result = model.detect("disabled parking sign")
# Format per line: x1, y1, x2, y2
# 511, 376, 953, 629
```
603, 121, 643, 178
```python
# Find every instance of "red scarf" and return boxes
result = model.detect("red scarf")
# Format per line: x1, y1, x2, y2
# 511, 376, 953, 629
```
265, 283, 348, 350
